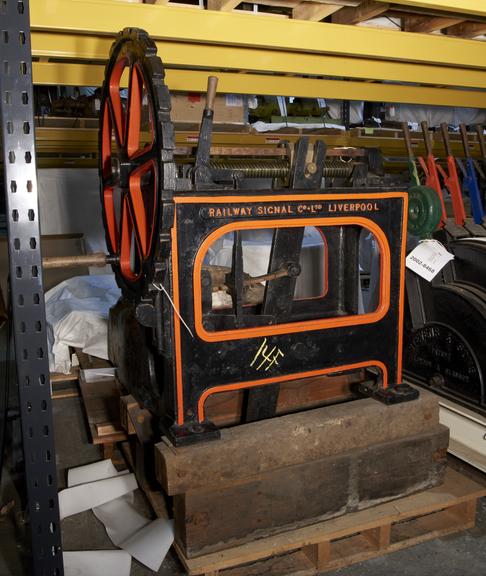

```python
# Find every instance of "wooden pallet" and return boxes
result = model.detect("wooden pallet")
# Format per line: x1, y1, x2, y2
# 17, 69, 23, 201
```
172, 468, 486, 576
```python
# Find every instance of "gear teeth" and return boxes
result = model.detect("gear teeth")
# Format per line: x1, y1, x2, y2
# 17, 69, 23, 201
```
99, 28, 176, 301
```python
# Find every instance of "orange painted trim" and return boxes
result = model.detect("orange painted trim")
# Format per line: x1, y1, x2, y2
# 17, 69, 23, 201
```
193, 217, 391, 342
129, 159, 156, 258
120, 196, 142, 282
396, 193, 409, 383
171, 211, 185, 426
197, 360, 388, 422
174, 192, 407, 204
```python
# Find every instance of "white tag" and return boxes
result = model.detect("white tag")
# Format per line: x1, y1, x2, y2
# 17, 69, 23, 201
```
406, 240, 454, 282
247, 96, 258, 109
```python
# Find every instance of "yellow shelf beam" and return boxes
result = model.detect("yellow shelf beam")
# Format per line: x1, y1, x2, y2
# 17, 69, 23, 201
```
374, 0, 486, 18
32, 62, 486, 108
33, 126, 485, 161
30, 0, 486, 70
31, 32, 486, 90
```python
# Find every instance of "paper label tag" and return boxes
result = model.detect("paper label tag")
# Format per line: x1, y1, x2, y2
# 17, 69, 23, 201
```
406, 240, 454, 281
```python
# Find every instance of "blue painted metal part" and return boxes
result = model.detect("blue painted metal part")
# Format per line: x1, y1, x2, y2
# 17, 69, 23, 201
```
463, 157, 485, 224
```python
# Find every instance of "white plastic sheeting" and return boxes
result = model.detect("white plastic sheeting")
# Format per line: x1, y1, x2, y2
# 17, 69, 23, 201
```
45, 275, 120, 374
386, 103, 486, 127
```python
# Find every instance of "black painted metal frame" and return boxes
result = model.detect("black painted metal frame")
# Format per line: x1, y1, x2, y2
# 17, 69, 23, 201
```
0, 1, 64, 573
169, 191, 407, 434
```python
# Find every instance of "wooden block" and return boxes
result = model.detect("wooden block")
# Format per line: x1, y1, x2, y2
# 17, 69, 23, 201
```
175, 426, 448, 558
205, 372, 359, 428
120, 395, 137, 435
303, 540, 331, 570
127, 403, 155, 445
74, 347, 111, 370
362, 524, 391, 549
175, 468, 486, 576
50, 368, 79, 383
449, 498, 477, 524
51, 379, 79, 400
102, 443, 115, 460
79, 374, 127, 445
156, 388, 440, 495
356, 427, 449, 504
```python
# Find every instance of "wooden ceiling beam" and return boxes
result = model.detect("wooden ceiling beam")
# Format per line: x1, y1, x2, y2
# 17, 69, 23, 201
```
446, 21, 486, 38
208, 0, 241, 11
293, 3, 345, 21
332, 0, 390, 25
404, 15, 465, 33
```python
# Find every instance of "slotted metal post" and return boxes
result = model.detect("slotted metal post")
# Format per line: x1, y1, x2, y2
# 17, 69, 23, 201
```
0, 1, 64, 574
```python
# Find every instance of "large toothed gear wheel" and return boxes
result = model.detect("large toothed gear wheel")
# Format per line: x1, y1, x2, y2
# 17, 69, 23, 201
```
99, 28, 176, 299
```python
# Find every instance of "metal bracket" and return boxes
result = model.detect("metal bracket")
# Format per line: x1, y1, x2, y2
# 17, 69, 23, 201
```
0, 1, 64, 573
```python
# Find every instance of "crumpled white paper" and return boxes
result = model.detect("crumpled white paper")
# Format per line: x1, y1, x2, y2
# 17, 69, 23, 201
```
45, 275, 121, 374
63, 550, 131, 576
63, 459, 174, 573
59, 474, 138, 520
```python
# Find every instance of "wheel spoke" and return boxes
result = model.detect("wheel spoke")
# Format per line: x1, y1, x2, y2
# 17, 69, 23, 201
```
108, 56, 128, 147
103, 185, 118, 253
127, 65, 143, 157
120, 195, 141, 282
130, 148, 158, 170
128, 159, 156, 258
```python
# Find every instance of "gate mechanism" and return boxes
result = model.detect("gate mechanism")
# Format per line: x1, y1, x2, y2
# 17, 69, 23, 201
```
102, 29, 416, 446
0, 0, 64, 573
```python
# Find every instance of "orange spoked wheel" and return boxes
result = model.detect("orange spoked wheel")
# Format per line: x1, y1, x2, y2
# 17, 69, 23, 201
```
99, 28, 176, 298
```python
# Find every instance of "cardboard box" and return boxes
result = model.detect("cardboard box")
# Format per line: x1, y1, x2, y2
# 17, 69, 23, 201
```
170, 92, 247, 125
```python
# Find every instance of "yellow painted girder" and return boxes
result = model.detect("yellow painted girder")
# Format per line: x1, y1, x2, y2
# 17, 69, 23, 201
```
33, 127, 483, 160
374, 0, 486, 18
29, 0, 486, 70
31, 32, 486, 90
32, 62, 486, 108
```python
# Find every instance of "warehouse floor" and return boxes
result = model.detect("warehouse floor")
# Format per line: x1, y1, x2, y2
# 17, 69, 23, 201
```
1, 370, 486, 574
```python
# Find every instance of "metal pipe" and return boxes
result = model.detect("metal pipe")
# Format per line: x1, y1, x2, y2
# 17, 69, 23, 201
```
42, 252, 113, 269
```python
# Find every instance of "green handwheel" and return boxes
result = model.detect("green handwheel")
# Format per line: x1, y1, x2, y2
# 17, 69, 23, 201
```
407, 185, 443, 238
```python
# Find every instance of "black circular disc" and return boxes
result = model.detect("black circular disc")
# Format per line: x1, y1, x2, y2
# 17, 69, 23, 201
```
405, 282, 486, 408
448, 239, 486, 290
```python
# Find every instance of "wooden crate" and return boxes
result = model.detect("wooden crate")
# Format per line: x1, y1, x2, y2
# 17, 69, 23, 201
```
172, 468, 486, 576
